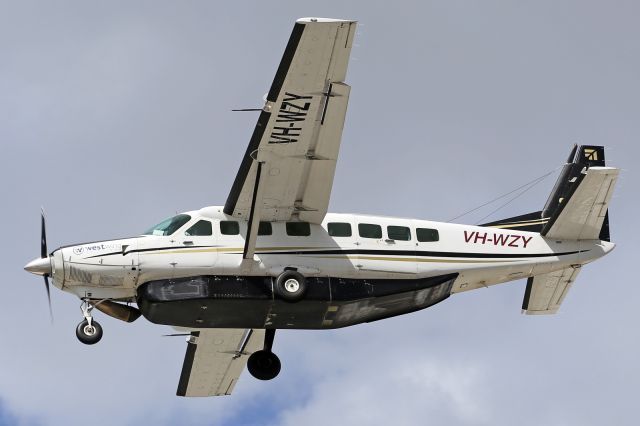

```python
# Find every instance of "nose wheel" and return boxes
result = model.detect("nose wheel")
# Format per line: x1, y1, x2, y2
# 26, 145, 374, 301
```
76, 319, 103, 344
76, 299, 103, 345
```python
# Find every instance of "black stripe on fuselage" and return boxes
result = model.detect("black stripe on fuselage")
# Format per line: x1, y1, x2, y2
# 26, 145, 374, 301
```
86, 246, 585, 260
256, 248, 585, 259
51, 236, 144, 256
85, 245, 215, 258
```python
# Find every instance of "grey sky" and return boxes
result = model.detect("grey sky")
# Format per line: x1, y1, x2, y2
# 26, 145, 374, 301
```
1, 1, 638, 425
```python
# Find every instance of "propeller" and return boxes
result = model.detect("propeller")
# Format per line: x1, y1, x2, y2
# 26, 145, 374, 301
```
40, 210, 53, 322
24, 210, 55, 322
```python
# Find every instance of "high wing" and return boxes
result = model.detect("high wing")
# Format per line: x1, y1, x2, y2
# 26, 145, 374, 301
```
224, 17, 357, 257
176, 329, 264, 397
521, 267, 581, 315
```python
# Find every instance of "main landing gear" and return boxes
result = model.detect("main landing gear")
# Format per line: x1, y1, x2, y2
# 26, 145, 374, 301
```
274, 270, 307, 302
76, 299, 103, 345
246, 270, 303, 379
247, 329, 281, 380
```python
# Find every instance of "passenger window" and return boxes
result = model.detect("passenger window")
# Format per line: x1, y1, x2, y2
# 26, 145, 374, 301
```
258, 222, 272, 236
185, 220, 212, 236
328, 222, 352, 237
220, 221, 240, 235
286, 222, 311, 236
417, 228, 439, 242
387, 225, 411, 241
358, 223, 382, 239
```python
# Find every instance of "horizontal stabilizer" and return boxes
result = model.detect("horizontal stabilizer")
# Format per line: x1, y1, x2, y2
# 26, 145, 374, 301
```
542, 167, 619, 240
522, 266, 581, 315
540, 145, 618, 240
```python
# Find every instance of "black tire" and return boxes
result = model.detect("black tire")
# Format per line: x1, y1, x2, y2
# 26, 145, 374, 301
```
275, 270, 306, 302
247, 350, 281, 380
76, 319, 103, 345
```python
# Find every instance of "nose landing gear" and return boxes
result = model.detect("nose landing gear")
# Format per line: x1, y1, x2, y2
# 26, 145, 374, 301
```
76, 299, 103, 345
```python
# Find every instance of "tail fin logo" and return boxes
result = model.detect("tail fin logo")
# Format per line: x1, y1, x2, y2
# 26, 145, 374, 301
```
584, 148, 599, 161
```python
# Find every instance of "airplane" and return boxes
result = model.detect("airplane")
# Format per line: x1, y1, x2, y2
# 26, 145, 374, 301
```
24, 17, 619, 397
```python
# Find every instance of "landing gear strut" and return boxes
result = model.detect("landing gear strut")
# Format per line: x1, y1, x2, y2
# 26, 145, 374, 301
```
247, 329, 281, 380
76, 299, 103, 345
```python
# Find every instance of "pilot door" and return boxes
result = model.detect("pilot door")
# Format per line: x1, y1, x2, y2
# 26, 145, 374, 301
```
172, 218, 217, 275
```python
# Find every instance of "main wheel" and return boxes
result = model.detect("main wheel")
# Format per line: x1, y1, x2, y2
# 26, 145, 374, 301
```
247, 350, 281, 380
275, 270, 306, 302
76, 319, 103, 345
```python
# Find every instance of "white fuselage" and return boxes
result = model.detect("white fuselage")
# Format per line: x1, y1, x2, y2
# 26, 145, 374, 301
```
47, 206, 614, 302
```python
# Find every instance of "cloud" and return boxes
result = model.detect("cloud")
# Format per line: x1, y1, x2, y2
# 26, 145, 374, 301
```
0, 399, 27, 426
273, 355, 488, 426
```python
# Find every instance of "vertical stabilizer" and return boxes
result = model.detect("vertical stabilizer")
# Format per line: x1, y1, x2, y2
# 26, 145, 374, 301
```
541, 145, 618, 240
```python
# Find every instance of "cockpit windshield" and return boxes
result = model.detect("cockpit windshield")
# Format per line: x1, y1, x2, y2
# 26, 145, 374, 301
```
143, 214, 191, 236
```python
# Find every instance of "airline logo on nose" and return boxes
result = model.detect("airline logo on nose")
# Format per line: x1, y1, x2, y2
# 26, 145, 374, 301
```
73, 243, 121, 256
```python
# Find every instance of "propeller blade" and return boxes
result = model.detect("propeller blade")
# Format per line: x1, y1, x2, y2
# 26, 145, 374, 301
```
40, 210, 47, 259
44, 274, 53, 323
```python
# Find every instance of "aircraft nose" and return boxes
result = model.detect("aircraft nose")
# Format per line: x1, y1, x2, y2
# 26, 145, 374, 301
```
24, 257, 52, 276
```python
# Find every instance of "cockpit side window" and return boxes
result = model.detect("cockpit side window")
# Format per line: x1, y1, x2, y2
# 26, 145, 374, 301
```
143, 214, 191, 236
185, 220, 213, 236
220, 221, 240, 235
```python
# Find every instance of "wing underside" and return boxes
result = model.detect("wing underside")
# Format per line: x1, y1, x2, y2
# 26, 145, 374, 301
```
224, 18, 357, 225
177, 329, 265, 397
